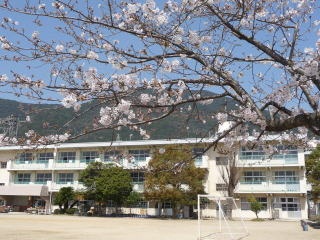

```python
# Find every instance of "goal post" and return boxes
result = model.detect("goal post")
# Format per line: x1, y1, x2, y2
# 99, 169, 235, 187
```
197, 195, 249, 240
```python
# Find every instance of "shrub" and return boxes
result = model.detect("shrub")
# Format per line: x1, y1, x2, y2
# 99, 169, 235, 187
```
65, 208, 78, 215
53, 209, 63, 214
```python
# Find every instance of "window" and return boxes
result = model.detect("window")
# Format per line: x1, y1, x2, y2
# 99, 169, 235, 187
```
131, 172, 145, 183
216, 183, 228, 191
240, 197, 267, 210
37, 152, 53, 164
216, 157, 228, 165
57, 173, 73, 184
104, 150, 121, 163
128, 149, 150, 162
36, 173, 52, 184
162, 202, 172, 209
58, 152, 76, 163
273, 197, 300, 211
239, 146, 298, 162
18, 152, 32, 163
193, 148, 204, 166
241, 171, 266, 184
0, 162, 7, 169
80, 151, 99, 163
239, 148, 265, 160
273, 171, 298, 184
16, 173, 31, 184
131, 201, 147, 208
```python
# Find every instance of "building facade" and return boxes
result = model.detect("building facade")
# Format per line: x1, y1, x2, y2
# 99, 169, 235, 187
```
0, 139, 309, 219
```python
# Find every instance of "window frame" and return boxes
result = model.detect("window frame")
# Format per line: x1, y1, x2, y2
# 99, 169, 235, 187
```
240, 197, 268, 210
273, 171, 298, 184
57, 173, 74, 184
37, 152, 54, 164
35, 173, 52, 184
241, 171, 266, 184
104, 150, 122, 163
131, 171, 145, 183
216, 157, 228, 166
58, 152, 76, 163
128, 149, 150, 162
16, 173, 31, 184
0, 162, 7, 169
80, 151, 99, 163
193, 148, 204, 166
216, 183, 228, 191
18, 152, 33, 164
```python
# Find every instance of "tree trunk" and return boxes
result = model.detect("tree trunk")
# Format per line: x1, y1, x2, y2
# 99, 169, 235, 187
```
172, 203, 178, 219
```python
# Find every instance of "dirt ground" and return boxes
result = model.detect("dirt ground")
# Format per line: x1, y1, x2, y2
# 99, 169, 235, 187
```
0, 214, 318, 240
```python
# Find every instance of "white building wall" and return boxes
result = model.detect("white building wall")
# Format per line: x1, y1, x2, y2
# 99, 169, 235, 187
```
0, 139, 310, 219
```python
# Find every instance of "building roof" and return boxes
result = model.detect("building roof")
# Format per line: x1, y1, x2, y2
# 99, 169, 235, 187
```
0, 138, 211, 151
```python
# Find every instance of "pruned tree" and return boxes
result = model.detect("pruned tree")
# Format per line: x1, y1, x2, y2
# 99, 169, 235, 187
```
0, 1, 319, 145
144, 145, 207, 218
53, 186, 77, 213
79, 162, 132, 211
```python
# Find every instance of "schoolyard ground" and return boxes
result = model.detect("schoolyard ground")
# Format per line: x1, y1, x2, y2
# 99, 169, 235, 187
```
0, 214, 318, 240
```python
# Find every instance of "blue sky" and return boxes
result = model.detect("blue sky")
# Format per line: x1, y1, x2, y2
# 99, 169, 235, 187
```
0, 0, 319, 107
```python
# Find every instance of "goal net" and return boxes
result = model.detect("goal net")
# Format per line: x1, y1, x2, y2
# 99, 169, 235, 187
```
197, 195, 249, 240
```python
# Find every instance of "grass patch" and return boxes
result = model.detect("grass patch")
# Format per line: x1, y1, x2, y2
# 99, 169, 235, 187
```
251, 218, 265, 222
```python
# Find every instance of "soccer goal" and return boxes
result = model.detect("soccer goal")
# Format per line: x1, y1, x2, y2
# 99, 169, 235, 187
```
197, 195, 249, 240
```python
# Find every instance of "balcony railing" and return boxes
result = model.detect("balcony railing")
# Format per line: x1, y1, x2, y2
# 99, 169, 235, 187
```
8, 156, 204, 170
238, 152, 299, 166
236, 182, 301, 193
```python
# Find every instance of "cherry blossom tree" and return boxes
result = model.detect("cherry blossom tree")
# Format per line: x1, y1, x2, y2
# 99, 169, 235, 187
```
0, 0, 319, 145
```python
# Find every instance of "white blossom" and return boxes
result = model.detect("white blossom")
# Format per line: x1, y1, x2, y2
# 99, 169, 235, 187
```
38, 3, 46, 9
140, 93, 152, 104
99, 106, 114, 126
25, 130, 35, 138
0, 74, 8, 82
1, 42, 10, 50
127, 3, 140, 14
87, 50, 99, 59
61, 93, 78, 109
55, 44, 64, 52
216, 113, 228, 123
102, 42, 113, 51
52, 2, 64, 10
31, 31, 40, 39
117, 99, 131, 115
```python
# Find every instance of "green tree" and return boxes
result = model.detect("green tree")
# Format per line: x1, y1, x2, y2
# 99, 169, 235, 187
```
125, 191, 144, 214
306, 146, 320, 203
53, 187, 76, 213
79, 161, 108, 201
248, 196, 263, 219
125, 191, 143, 207
80, 162, 132, 207
144, 146, 207, 218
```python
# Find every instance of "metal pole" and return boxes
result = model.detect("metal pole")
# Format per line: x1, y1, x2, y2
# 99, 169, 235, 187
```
198, 194, 201, 240
219, 198, 222, 233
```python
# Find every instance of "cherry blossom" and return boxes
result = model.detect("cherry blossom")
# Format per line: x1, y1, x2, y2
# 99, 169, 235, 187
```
0, 0, 318, 145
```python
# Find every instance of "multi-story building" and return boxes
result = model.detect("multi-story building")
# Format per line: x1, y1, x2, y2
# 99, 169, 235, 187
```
0, 138, 309, 219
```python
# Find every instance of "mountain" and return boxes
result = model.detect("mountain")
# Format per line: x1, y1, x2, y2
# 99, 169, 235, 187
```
0, 92, 235, 142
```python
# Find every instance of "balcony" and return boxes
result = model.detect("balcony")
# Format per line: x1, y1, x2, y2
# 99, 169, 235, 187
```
236, 182, 301, 193
7, 160, 52, 170
238, 151, 299, 167
47, 181, 85, 191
